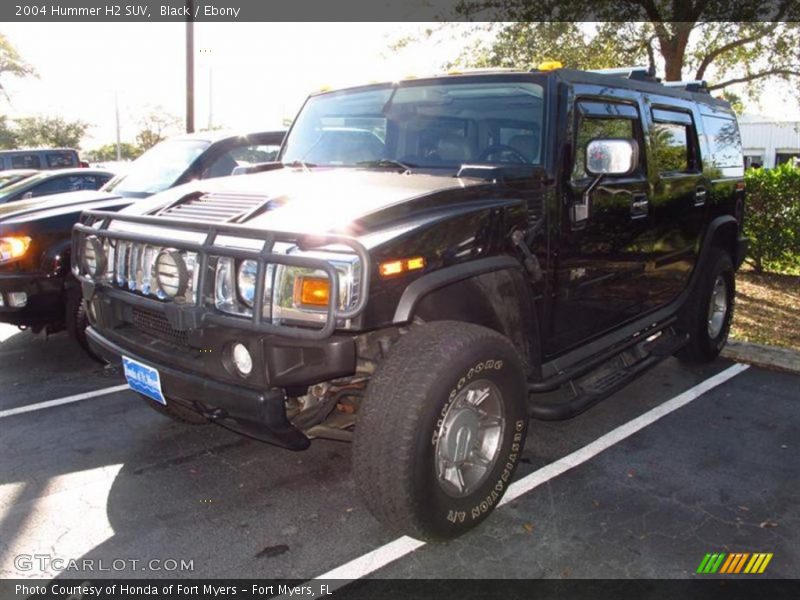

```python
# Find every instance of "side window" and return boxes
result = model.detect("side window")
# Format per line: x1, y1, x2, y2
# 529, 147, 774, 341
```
572, 117, 635, 180
702, 115, 742, 168
651, 109, 699, 174
47, 152, 77, 168
29, 176, 73, 197
652, 122, 690, 173
11, 154, 41, 169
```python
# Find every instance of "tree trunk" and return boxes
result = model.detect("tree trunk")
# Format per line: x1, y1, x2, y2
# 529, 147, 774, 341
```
657, 24, 694, 82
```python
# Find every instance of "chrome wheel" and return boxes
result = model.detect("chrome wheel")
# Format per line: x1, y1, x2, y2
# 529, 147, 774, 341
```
435, 379, 505, 498
707, 275, 728, 339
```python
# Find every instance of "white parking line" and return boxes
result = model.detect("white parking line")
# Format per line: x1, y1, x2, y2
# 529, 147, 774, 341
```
312, 362, 750, 583
0, 384, 130, 419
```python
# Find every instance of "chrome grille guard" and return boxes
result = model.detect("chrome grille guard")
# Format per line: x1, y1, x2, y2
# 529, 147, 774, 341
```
72, 209, 371, 341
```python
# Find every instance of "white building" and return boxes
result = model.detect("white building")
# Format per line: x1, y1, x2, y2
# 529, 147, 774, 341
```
739, 114, 800, 168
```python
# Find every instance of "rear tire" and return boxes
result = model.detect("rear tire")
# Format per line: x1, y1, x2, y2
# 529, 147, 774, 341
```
353, 321, 528, 541
677, 248, 735, 364
137, 394, 211, 425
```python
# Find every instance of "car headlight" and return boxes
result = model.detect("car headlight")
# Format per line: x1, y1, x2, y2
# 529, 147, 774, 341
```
273, 250, 360, 326
237, 260, 258, 307
213, 250, 360, 327
215, 257, 273, 317
0, 236, 32, 265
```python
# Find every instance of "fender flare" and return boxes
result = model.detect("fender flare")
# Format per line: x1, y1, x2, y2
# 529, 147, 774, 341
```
392, 256, 523, 323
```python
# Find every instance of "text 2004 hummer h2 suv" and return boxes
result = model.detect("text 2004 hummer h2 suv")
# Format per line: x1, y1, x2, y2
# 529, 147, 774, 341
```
73, 66, 747, 541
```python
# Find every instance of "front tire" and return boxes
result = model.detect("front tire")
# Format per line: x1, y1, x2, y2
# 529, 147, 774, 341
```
353, 321, 528, 541
677, 248, 735, 363
66, 291, 105, 364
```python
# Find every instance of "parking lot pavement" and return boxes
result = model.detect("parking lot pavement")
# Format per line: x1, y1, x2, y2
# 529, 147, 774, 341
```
0, 323, 797, 581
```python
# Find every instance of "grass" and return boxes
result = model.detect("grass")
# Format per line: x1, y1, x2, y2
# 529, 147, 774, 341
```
732, 267, 800, 350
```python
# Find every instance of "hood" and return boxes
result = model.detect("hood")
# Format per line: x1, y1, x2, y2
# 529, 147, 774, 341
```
0, 190, 129, 225
130, 167, 491, 235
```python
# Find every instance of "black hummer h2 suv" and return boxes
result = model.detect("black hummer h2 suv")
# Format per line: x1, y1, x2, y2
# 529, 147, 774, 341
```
73, 66, 746, 541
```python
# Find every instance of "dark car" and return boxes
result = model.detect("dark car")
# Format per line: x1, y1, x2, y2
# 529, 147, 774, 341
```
0, 168, 114, 204
0, 148, 82, 170
0, 130, 285, 356
0, 169, 39, 189
73, 67, 746, 541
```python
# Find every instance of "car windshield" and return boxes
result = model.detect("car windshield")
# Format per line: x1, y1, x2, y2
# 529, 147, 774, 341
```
280, 79, 546, 170
103, 139, 209, 195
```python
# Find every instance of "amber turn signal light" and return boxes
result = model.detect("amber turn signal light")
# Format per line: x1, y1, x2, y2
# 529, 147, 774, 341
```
294, 276, 331, 307
378, 256, 426, 279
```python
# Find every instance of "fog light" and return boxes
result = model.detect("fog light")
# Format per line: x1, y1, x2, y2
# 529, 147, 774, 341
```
8, 292, 27, 308
82, 235, 105, 278
154, 249, 188, 299
231, 342, 253, 377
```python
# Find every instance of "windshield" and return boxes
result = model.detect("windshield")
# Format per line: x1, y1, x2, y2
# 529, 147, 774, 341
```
280, 79, 545, 170
104, 139, 209, 195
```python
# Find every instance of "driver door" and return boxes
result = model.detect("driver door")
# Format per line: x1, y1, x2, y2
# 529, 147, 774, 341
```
545, 99, 651, 357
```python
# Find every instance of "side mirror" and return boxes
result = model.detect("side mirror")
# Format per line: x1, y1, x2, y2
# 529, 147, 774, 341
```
586, 139, 638, 176
571, 138, 638, 229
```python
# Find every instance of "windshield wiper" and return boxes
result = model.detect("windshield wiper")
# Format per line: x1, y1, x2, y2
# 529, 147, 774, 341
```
355, 159, 416, 173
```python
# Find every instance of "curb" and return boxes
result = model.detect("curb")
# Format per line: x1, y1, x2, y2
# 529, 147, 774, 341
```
722, 339, 800, 375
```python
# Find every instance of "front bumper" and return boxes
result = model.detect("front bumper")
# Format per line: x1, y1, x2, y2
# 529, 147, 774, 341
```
0, 271, 65, 327
87, 327, 312, 450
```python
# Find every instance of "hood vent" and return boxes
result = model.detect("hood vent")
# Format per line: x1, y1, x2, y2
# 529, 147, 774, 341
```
157, 192, 271, 223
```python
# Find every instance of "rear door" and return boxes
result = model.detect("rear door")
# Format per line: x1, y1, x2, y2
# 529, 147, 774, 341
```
640, 104, 706, 309
545, 98, 651, 357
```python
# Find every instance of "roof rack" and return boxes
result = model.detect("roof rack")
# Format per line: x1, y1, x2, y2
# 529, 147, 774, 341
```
589, 66, 659, 82
662, 80, 710, 94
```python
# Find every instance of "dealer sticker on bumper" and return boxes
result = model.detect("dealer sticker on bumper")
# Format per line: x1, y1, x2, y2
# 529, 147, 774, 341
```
122, 356, 166, 405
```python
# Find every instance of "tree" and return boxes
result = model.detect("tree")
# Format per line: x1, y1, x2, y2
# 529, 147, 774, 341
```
14, 116, 89, 149
84, 142, 141, 162
431, 1, 800, 100
0, 115, 16, 149
135, 109, 180, 151
0, 32, 36, 99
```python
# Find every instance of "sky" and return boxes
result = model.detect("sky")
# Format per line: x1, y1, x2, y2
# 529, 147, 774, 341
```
2, 22, 799, 151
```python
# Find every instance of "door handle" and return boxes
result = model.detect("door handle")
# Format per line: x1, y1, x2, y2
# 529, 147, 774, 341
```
630, 194, 648, 218
694, 187, 707, 206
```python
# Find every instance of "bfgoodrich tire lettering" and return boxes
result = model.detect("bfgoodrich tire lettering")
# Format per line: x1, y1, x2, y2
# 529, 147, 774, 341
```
352, 321, 528, 541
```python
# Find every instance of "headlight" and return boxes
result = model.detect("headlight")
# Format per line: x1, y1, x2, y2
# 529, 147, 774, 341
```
213, 250, 360, 327
215, 257, 272, 316
237, 260, 258, 307
0, 236, 32, 264
273, 250, 360, 326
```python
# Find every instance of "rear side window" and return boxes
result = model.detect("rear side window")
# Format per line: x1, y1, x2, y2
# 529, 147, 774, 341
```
651, 109, 699, 174
11, 154, 41, 169
47, 151, 77, 168
652, 122, 690, 173
702, 116, 742, 169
